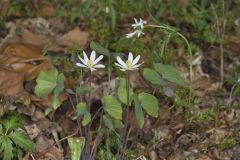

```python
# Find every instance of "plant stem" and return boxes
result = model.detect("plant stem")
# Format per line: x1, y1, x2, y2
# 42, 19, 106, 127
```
120, 71, 131, 159
146, 24, 193, 104
85, 71, 92, 160
108, 54, 111, 94
124, 71, 130, 138
211, 0, 226, 88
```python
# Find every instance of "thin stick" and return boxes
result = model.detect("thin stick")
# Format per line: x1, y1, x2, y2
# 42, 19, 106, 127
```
30, 154, 36, 160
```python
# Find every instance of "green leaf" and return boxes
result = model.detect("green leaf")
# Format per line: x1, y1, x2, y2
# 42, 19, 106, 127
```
109, 4, 116, 31
76, 86, 90, 95
76, 102, 91, 126
67, 137, 85, 160
76, 102, 87, 116
163, 86, 175, 97
52, 73, 65, 109
0, 136, 13, 160
0, 124, 2, 134
138, 92, 159, 118
103, 115, 114, 131
143, 68, 166, 86
133, 95, 144, 128
35, 69, 58, 97
113, 119, 124, 129
2, 115, 24, 132
9, 132, 36, 153
82, 0, 94, 16
90, 41, 110, 56
82, 112, 91, 126
153, 63, 186, 87
117, 78, 133, 105
103, 96, 122, 120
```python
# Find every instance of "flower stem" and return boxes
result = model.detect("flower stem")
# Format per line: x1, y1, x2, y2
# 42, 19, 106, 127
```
85, 71, 92, 160
122, 71, 131, 158
147, 24, 193, 104
108, 54, 111, 94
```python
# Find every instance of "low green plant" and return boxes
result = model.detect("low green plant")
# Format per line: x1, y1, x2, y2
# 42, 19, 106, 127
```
0, 113, 35, 160
34, 68, 65, 114
218, 135, 236, 150
34, 17, 192, 160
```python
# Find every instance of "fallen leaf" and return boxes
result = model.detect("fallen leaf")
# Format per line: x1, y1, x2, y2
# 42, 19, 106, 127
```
39, 4, 56, 17
196, 155, 212, 160
56, 27, 89, 53
20, 26, 88, 53
0, 68, 24, 96
0, 43, 52, 81
25, 123, 41, 139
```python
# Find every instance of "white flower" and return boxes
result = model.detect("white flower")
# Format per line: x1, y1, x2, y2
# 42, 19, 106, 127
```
115, 52, 142, 71
126, 18, 147, 38
76, 50, 105, 72
131, 18, 147, 29
126, 30, 145, 38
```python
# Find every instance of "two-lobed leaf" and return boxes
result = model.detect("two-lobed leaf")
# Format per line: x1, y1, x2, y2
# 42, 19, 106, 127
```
103, 96, 122, 120
52, 73, 65, 109
90, 42, 110, 56
138, 92, 159, 118
35, 69, 58, 97
117, 78, 133, 106
143, 68, 166, 86
154, 63, 185, 87
76, 102, 91, 126
133, 95, 144, 128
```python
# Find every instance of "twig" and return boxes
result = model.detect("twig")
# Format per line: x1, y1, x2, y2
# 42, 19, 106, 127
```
30, 154, 36, 160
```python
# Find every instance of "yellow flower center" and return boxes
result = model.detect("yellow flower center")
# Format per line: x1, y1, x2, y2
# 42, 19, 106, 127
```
87, 60, 94, 68
126, 60, 132, 69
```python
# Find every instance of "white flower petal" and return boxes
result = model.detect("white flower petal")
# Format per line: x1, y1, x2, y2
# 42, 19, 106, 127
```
134, 18, 138, 23
94, 64, 105, 68
116, 56, 127, 67
83, 51, 89, 62
90, 50, 96, 61
126, 31, 136, 38
120, 68, 126, 71
128, 52, 133, 62
94, 55, 104, 64
90, 68, 96, 72
132, 55, 140, 66
132, 63, 142, 69
76, 63, 87, 68
136, 30, 144, 37
78, 56, 87, 65
115, 62, 127, 69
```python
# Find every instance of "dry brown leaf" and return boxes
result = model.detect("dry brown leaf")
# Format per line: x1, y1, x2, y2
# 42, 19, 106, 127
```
39, 4, 56, 17
55, 27, 89, 53
196, 155, 212, 160
0, 43, 52, 81
19, 26, 88, 53
0, 43, 52, 96
0, 68, 25, 96
25, 123, 41, 139
20, 27, 53, 48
